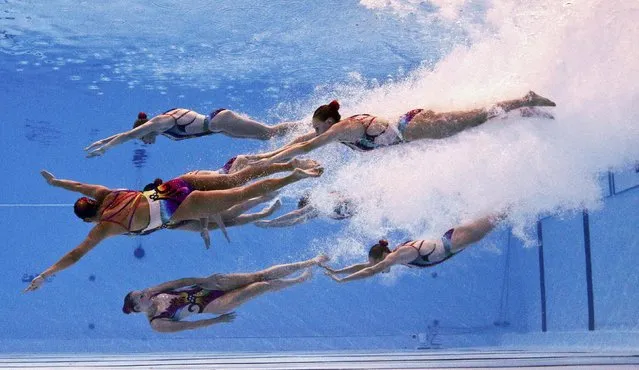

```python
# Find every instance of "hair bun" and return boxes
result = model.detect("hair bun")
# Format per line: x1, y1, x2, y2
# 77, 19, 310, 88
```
153, 178, 163, 186
328, 100, 340, 111
379, 239, 388, 247
138, 112, 148, 120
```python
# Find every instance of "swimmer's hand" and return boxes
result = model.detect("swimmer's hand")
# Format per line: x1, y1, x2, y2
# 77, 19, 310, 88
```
86, 147, 105, 158
216, 312, 237, 324
199, 218, 211, 249
24, 275, 45, 292
200, 229, 211, 249
319, 263, 337, 273
40, 170, 55, 185
324, 271, 343, 283
85, 138, 108, 151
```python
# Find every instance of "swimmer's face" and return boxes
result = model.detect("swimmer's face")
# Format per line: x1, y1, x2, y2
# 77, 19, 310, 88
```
312, 117, 335, 135
130, 290, 152, 313
140, 132, 158, 144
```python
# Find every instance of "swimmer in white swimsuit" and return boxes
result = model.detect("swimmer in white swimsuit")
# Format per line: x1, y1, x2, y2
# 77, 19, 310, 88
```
248, 91, 556, 166
85, 108, 300, 157
322, 213, 504, 283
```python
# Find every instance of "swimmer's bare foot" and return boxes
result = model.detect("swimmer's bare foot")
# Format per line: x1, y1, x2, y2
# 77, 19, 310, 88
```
524, 91, 556, 107
292, 167, 324, 180
519, 106, 555, 119
289, 158, 321, 170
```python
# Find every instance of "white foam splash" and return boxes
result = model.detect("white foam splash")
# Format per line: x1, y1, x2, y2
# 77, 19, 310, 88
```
295, 0, 639, 255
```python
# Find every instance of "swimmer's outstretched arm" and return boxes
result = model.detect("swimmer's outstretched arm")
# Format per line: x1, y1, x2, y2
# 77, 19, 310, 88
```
325, 248, 414, 283
83, 133, 120, 151
150, 312, 236, 333
85, 116, 174, 157
41, 170, 110, 200
257, 127, 344, 165
253, 206, 319, 228
24, 223, 120, 292
320, 261, 372, 274
246, 131, 317, 160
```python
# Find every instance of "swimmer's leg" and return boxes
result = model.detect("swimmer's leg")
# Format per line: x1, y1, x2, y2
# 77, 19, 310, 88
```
170, 198, 280, 234
254, 206, 319, 228
449, 214, 505, 253
222, 199, 282, 227
170, 168, 322, 223
199, 256, 322, 291
210, 110, 298, 140
403, 91, 556, 141
180, 158, 319, 190
203, 270, 312, 314
221, 194, 279, 219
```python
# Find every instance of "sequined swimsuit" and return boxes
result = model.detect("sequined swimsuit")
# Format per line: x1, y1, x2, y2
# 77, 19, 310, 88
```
150, 286, 226, 322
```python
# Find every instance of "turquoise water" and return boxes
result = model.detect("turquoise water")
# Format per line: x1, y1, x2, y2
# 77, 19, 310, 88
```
1, 0, 638, 354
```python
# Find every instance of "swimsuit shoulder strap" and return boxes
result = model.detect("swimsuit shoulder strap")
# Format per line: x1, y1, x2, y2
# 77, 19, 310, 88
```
400, 240, 422, 252
352, 114, 389, 140
162, 108, 180, 115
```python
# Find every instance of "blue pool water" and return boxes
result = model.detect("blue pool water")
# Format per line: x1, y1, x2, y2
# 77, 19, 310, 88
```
0, 0, 638, 361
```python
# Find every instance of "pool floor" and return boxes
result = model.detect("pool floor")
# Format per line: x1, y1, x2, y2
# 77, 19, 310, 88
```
1, 350, 638, 369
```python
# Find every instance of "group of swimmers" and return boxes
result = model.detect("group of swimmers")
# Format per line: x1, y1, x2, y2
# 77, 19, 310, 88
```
26, 91, 556, 332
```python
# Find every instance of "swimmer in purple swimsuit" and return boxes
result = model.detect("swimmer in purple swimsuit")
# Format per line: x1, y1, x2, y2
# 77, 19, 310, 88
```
85, 107, 301, 157
322, 213, 504, 283
248, 91, 556, 166
25, 163, 322, 292
122, 255, 328, 333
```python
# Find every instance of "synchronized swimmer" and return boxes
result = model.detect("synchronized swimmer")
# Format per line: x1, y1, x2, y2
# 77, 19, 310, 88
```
241, 91, 555, 167
25, 163, 321, 291
85, 108, 300, 157
254, 191, 355, 228
123, 255, 327, 332
27, 87, 557, 333
322, 214, 504, 282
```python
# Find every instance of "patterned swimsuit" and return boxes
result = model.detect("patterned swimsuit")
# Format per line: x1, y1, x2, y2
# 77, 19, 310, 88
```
150, 286, 226, 322
99, 179, 194, 235
161, 108, 226, 140
340, 109, 424, 151
400, 228, 458, 268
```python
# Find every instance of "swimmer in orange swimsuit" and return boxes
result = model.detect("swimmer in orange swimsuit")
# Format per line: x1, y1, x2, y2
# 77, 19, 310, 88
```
24, 162, 322, 292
